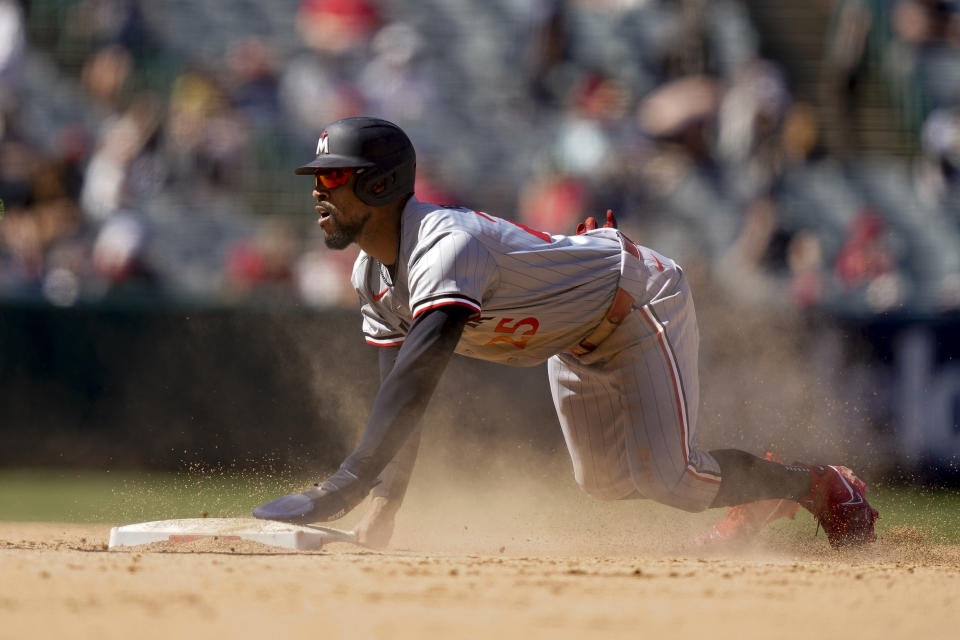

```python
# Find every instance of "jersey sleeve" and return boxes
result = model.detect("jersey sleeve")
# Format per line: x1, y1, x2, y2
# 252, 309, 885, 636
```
353, 254, 407, 347
360, 304, 406, 347
407, 229, 494, 320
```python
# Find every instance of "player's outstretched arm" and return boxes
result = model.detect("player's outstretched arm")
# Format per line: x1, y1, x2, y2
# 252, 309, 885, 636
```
355, 346, 424, 548
354, 425, 420, 548
253, 305, 471, 525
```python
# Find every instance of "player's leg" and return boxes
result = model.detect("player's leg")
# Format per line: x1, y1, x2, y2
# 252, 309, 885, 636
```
619, 279, 876, 544
547, 355, 638, 501
707, 449, 811, 507
553, 275, 877, 543
619, 284, 823, 508
548, 286, 722, 510
597, 285, 724, 512
703, 450, 879, 546
697, 452, 801, 544
574, 279, 809, 512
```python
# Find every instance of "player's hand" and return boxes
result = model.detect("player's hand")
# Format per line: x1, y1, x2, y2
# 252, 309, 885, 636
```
575, 209, 617, 235
354, 495, 399, 549
253, 468, 367, 524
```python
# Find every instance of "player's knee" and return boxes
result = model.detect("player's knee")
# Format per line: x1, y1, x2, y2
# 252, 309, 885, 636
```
575, 475, 635, 501
630, 474, 709, 513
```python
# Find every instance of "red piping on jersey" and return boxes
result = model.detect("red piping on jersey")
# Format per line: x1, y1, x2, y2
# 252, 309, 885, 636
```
472, 210, 496, 223
412, 300, 481, 320
365, 337, 405, 347
620, 235, 642, 259
470, 209, 552, 243
638, 305, 721, 485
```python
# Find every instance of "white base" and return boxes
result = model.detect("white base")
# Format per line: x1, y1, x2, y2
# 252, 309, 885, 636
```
107, 518, 357, 551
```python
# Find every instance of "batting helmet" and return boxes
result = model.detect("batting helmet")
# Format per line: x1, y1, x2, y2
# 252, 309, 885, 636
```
294, 117, 416, 207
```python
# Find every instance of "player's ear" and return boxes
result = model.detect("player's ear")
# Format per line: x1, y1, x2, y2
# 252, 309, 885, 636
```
370, 178, 388, 196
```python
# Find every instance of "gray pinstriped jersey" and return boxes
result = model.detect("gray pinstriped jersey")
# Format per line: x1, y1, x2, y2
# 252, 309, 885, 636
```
352, 197, 682, 366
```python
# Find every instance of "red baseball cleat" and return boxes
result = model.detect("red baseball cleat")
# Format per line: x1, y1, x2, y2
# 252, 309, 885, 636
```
799, 464, 878, 548
698, 498, 801, 546
698, 451, 802, 546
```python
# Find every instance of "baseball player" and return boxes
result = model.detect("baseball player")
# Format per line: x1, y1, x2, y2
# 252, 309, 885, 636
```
254, 117, 878, 549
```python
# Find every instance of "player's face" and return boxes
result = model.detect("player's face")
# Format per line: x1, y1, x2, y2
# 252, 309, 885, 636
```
312, 169, 370, 249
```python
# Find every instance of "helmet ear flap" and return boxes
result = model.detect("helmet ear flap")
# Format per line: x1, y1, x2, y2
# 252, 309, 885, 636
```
369, 177, 389, 197
354, 169, 390, 204
353, 157, 416, 206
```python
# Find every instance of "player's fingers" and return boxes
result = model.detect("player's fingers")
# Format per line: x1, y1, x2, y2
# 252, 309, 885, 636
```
584, 216, 597, 231
575, 222, 587, 235
604, 209, 617, 229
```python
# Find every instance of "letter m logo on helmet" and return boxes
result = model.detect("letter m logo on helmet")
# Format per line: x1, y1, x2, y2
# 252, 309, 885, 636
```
316, 131, 329, 155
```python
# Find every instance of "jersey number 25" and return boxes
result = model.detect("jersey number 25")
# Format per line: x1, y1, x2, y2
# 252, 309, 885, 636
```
484, 317, 539, 349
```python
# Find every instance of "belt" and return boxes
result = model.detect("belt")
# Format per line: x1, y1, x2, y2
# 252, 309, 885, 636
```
568, 286, 635, 356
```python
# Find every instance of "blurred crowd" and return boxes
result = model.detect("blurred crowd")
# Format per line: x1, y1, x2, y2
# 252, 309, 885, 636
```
0, 0, 958, 316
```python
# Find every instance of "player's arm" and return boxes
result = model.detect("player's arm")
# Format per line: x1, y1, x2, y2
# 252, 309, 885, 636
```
371, 345, 423, 503
253, 304, 471, 525
342, 303, 471, 480
354, 345, 424, 547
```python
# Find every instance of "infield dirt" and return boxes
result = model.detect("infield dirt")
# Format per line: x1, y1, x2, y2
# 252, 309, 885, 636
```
3, 478, 959, 640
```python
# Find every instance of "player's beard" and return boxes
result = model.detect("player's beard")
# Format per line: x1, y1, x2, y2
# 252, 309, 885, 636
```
324, 211, 370, 250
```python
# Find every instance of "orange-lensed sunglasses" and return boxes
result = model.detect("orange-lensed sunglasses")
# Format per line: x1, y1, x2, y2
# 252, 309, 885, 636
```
314, 168, 355, 190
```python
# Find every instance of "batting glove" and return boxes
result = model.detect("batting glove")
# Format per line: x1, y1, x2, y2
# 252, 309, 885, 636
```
253, 468, 367, 524
575, 209, 617, 235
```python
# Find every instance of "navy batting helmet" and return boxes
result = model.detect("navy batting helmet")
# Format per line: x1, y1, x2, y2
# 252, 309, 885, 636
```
295, 117, 416, 206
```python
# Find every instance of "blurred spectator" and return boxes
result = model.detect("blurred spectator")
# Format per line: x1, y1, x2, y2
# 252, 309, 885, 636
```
359, 22, 435, 125
0, 0, 25, 116
717, 61, 789, 163
0, 141, 85, 297
552, 72, 633, 180
611, 0, 759, 81
296, 0, 380, 56
80, 96, 159, 220
702, 0, 761, 78
787, 230, 826, 309
91, 211, 156, 290
781, 102, 822, 164
81, 45, 132, 112
916, 106, 960, 204
224, 218, 297, 298
885, 1, 960, 134
834, 208, 896, 289
1, 206, 45, 289
51, 0, 151, 76
891, 0, 960, 47
519, 169, 590, 234
716, 60, 791, 200
0, 139, 32, 210
522, 0, 572, 105
819, 0, 873, 157
163, 71, 248, 190
280, 54, 367, 135
638, 75, 721, 160
85, 0, 150, 54
53, 124, 92, 202
225, 38, 282, 132
632, 75, 748, 265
